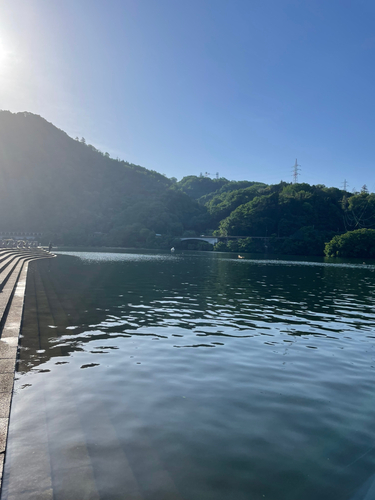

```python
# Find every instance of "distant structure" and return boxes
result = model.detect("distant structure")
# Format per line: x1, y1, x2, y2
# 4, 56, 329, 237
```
292, 159, 301, 183
0, 232, 42, 241
216, 172, 219, 179
342, 179, 348, 191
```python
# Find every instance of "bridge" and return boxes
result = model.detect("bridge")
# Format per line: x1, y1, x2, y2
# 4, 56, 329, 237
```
179, 235, 279, 245
180, 236, 219, 245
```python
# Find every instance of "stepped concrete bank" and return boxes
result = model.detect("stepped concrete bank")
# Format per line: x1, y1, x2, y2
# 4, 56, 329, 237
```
0, 248, 55, 491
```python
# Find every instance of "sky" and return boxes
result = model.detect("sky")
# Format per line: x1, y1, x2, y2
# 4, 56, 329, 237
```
0, 0, 374, 190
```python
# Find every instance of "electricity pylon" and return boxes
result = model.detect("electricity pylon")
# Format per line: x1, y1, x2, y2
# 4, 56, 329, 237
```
292, 159, 301, 183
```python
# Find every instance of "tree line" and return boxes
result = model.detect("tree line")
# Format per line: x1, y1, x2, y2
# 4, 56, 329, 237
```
0, 111, 374, 257
175, 176, 375, 257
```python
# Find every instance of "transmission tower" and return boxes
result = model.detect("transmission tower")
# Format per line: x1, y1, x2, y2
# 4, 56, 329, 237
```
342, 179, 349, 191
292, 159, 301, 183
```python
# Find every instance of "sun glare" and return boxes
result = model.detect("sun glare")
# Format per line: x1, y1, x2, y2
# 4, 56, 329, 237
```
0, 38, 12, 66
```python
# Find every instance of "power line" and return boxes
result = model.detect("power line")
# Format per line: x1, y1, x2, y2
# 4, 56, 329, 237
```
292, 159, 301, 183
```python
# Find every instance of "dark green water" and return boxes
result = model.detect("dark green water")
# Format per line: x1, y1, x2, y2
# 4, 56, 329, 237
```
2, 250, 375, 500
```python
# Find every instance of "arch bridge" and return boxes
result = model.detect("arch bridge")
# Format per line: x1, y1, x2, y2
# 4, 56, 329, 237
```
179, 236, 219, 245
179, 235, 278, 245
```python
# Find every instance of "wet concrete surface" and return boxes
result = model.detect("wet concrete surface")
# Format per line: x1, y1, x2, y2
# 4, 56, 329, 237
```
0, 250, 55, 491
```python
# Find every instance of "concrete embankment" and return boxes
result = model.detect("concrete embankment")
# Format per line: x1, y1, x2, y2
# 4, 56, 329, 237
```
0, 249, 55, 491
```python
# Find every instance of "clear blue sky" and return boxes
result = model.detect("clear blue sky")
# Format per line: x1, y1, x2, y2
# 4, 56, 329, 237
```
0, 0, 374, 190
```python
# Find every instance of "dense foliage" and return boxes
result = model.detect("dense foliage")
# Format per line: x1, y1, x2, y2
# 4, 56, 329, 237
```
216, 183, 346, 236
1, 111, 375, 256
324, 229, 375, 258
0, 112, 207, 247
176, 176, 263, 203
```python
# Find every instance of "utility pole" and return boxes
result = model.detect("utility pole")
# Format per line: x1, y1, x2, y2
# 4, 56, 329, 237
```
342, 179, 348, 191
292, 159, 301, 183
216, 172, 219, 179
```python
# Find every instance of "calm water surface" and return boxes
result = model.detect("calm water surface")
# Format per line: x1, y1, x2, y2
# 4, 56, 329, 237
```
2, 250, 375, 500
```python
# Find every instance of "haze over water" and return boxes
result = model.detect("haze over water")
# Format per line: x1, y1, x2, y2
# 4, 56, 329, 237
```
2, 251, 375, 500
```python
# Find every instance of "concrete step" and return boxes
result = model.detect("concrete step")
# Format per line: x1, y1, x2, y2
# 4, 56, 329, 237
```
0, 251, 57, 357
0, 250, 50, 268
0, 251, 55, 290
0, 251, 55, 335
0, 250, 57, 492
0, 254, 20, 275
0, 255, 32, 292
0, 252, 21, 266
0, 261, 25, 334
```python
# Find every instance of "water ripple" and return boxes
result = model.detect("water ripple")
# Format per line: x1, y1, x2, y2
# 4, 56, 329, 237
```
7, 251, 375, 500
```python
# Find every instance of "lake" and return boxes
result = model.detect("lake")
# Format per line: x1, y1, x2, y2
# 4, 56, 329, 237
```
2, 250, 375, 500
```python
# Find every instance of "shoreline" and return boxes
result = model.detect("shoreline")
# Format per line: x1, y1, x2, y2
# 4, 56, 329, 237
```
0, 249, 55, 494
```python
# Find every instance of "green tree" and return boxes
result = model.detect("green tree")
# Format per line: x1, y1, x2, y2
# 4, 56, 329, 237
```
325, 229, 375, 258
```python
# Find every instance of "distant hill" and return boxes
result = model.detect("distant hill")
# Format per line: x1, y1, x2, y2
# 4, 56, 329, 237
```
175, 175, 375, 256
176, 175, 264, 202
0, 111, 208, 246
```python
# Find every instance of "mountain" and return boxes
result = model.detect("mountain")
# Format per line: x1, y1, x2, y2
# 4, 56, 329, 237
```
1, 111, 373, 256
0, 111, 207, 246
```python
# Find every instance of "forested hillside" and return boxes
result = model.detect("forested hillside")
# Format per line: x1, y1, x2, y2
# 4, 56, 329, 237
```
1, 111, 374, 255
175, 176, 375, 255
0, 111, 208, 246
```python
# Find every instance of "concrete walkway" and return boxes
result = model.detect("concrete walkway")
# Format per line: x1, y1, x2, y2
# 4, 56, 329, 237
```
0, 249, 55, 492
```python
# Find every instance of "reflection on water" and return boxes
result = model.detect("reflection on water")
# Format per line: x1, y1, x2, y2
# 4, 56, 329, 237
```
2, 250, 375, 499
